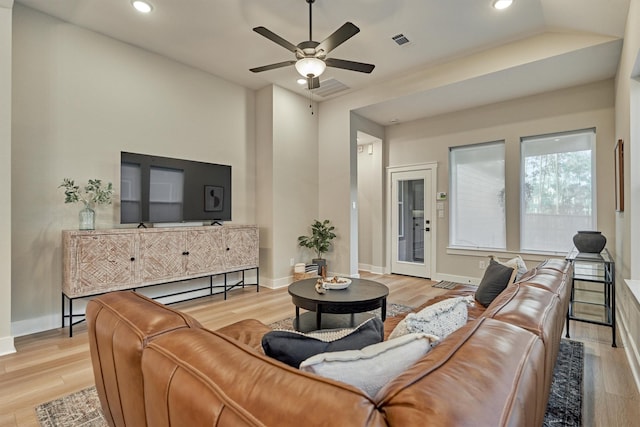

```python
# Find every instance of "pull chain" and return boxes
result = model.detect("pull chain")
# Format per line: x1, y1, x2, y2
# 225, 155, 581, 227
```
308, 89, 314, 115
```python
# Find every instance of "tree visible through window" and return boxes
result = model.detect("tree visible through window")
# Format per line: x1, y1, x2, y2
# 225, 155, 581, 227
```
521, 129, 595, 253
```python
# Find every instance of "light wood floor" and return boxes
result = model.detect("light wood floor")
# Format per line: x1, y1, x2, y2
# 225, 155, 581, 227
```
1, 273, 638, 426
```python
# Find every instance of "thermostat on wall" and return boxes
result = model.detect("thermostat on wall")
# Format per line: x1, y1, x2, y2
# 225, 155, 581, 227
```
437, 192, 447, 200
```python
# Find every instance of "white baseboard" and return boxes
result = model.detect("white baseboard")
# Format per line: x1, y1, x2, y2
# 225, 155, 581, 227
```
617, 306, 640, 394
260, 276, 291, 289
12, 313, 60, 337
263, 270, 358, 289
431, 272, 480, 285
0, 335, 15, 356
358, 263, 385, 275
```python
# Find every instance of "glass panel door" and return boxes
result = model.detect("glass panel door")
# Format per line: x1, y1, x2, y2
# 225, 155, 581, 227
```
391, 169, 432, 278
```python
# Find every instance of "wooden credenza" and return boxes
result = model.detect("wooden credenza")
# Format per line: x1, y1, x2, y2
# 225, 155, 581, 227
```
62, 225, 259, 335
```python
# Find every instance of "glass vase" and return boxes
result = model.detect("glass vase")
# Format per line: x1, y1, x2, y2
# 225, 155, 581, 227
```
79, 204, 95, 230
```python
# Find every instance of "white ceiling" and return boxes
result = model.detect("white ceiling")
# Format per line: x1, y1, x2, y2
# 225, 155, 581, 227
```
14, 0, 630, 125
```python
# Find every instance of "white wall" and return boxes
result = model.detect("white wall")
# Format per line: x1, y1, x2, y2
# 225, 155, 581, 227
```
11, 5, 256, 334
0, 0, 14, 355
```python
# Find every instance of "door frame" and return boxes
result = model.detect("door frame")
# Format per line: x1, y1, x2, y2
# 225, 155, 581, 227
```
386, 163, 438, 277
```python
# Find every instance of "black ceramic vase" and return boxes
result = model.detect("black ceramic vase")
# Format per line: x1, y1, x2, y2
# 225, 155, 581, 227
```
313, 258, 327, 275
573, 231, 606, 253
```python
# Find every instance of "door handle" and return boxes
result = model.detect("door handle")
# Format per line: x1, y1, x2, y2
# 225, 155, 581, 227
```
425, 227, 430, 232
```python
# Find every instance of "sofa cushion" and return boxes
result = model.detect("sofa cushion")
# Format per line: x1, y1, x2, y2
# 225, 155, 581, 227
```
261, 317, 384, 367
388, 296, 470, 340
299, 333, 438, 397
476, 259, 515, 307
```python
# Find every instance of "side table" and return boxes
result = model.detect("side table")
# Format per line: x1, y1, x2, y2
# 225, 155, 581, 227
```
565, 247, 616, 347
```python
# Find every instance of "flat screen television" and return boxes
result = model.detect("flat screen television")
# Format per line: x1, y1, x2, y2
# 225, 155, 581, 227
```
120, 152, 231, 225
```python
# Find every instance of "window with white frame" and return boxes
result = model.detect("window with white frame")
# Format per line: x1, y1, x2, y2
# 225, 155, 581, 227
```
520, 128, 596, 253
449, 141, 506, 249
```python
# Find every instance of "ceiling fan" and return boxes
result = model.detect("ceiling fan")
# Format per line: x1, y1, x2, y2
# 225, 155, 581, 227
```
250, 0, 375, 90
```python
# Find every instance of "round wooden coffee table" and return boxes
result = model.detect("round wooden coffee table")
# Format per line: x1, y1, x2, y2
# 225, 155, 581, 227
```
288, 277, 389, 332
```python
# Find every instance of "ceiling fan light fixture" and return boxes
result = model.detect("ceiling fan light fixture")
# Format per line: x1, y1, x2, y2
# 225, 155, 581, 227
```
492, 0, 513, 10
132, 1, 153, 14
295, 57, 326, 78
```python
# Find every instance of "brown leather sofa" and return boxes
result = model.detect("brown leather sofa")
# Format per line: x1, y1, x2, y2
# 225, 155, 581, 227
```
87, 258, 572, 427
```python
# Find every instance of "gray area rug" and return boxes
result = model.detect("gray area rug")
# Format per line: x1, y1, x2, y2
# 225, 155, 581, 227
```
35, 386, 104, 427
543, 339, 584, 426
35, 333, 583, 427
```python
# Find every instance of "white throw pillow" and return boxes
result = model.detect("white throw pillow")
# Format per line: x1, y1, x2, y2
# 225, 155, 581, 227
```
388, 296, 471, 340
489, 255, 528, 281
299, 333, 438, 398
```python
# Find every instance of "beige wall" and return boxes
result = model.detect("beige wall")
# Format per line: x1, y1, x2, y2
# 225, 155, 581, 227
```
11, 5, 256, 334
0, 0, 14, 355
386, 80, 615, 282
355, 120, 385, 274
615, 0, 640, 393
256, 85, 319, 287
319, 31, 620, 279
256, 88, 275, 279
616, 0, 640, 278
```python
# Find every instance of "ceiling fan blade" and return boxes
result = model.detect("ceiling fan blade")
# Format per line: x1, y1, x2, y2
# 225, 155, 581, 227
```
307, 76, 320, 90
316, 22, 360, 55
250, 60, 296, 73
325, 58, 375, 74
253, 26, 300, 53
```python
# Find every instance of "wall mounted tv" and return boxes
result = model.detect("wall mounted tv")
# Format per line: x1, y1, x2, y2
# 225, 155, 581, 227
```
120, 152, 231, 225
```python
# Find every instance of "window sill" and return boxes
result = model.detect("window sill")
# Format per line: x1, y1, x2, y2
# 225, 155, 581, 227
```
446, 246, 567, 262
623, 280, 640, 306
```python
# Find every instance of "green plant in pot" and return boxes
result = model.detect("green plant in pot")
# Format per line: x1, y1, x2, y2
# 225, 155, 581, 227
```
59, 178, 114, 230
298, 219, 337, 274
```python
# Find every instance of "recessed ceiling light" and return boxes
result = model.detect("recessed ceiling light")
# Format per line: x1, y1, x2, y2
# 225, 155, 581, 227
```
492, 0, 513, 10
132, 1, 153, 13
297, 78, 307, 85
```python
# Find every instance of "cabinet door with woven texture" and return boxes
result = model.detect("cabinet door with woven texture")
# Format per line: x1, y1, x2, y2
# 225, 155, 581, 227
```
184, 228, 226, 275
139, 230, 185, 283
224, 226, 259, 271
67, 233, 136, 297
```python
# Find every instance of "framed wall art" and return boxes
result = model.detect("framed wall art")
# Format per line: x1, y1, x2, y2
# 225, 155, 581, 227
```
615, 138, 624, 212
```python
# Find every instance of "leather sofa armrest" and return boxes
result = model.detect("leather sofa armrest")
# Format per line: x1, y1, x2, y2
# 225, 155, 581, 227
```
86, 291, 202, 427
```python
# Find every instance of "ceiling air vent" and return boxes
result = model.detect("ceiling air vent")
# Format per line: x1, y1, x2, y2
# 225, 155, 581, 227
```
392, 33, 410, 46
314, 78, 350, 97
